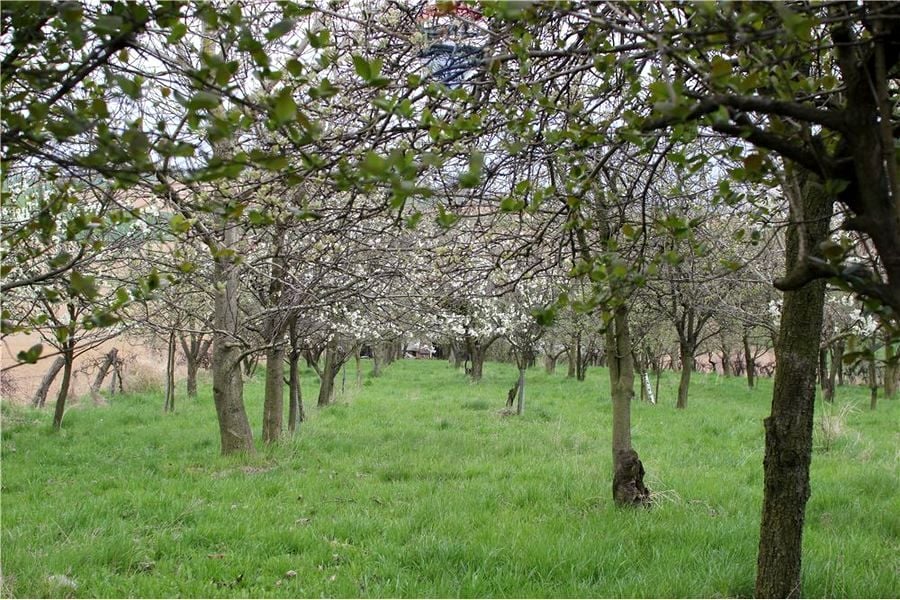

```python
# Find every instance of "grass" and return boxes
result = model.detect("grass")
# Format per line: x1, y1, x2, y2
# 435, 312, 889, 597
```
2, 360, 898, 598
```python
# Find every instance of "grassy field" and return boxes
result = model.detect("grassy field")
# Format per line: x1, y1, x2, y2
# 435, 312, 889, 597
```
2, 359, 897, 598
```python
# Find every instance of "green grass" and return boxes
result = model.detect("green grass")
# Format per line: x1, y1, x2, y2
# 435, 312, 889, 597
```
2, 360, 898, 598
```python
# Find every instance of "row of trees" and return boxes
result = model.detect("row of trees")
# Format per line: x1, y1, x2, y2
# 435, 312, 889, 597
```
3, 2, 898, 597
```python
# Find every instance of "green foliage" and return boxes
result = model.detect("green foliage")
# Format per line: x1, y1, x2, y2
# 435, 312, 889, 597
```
2, 362, 896, 597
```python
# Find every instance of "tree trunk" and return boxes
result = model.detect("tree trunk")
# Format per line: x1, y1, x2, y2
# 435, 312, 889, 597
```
545, 353, 557, 375
607, 306, 649, 507
287, 317, 303, 434
755, 167, 831, 599
818, 347, 833, 403
884, 331, 897, 398
468, 346, 485, 381
32, 356, 65, 408
372, 344, 383, 377
567, 340, 577, 378
52, 344, 74, 430
721, 346, 732, 377
180, 334, 210, 399
211, 226, 254, 455
90, 348, 118, 405
262, 344, 284, 443
317, 340, 338, 407
676, 341, 693, 409
452, 341, 465, 369
516, 366, 525, 416
868, 356, 878, 410
185, 356, 199, 398
164, 329, 176, 413
743, 333, 756, 389
825, 342, 840, 403
355, 345, 362, 387
834, 340, 845, 386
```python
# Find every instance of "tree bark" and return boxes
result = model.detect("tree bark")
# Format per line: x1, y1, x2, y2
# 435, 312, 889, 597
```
164, 329, 176, 413
51, 343, 74, 430
317, 339, 338, 407
756, 168, 831, 599
32, 356, 65, 408
180, 333, 210, 399
743, 333, 756, 389
544, 353, 557, 375
516, 366, 525, 416
469, 345, 485, 381
884, 331, 897, 398
287, 317, 303, 434
262, 343, 284, 443
721, 345, 732, 377
567, 336, 577, 378
868, 356, 878, 410
825, 341, 840, 403
818, 346, 834, 402
90, 348, 117, 404
607, 306, 650, 507
211, 225, 254, 455
676, 341, 694, 409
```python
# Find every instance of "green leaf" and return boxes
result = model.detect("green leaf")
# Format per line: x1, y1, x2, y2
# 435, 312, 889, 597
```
69, 271, 98, 299
436, 206, 460, 229
49, 252, 73, 268
186, 91, 221, 111
17, 344, 43, 364
169, 213, 191, 234
307, 29, 330, 49
532, 307, 556, 327
115, 75, 143, 99
709, 56, 732, 82
352, 55, 371, 80
361, 151, 388, 176
273, 89, 297, 124
266, 18, 295, 41
167, 21, 188, 44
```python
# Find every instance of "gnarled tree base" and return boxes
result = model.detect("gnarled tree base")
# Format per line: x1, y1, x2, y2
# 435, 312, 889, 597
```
613, 448, 650, 507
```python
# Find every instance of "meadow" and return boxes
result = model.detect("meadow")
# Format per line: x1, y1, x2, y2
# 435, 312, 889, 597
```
1, 359, 897, 598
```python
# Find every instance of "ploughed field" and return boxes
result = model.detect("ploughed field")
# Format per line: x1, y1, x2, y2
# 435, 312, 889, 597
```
2, 360, 897, 598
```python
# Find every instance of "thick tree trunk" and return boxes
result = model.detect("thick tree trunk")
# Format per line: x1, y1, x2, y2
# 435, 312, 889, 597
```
262, 344, 284, 443
834, 340, 844, 386
567, 341, 577, 378
721, 346, 732, 377
516, 366, 525, 416
755, 168, 831, 599
545, 353, 557, 375
185, 358, 199, 398
868, 357, 878, 410
51, 345, 74, 430
452, 341, 465, 369
818, 347, 833, 402
32, 356, 65, 408
211, 227, 254, 455
164, 329, 176, 413
607, 306, 649, 507
372, 344, 383, 377
180, 334, 210, 399
468, 346, 485, 381
825, 342, 840, 403
884, 332, 897, 398
317, 340, 338, 407
90, 348, 117, 404
676, 341, 693, 409
287, 318, 303, 434
743, 333, 756, 389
